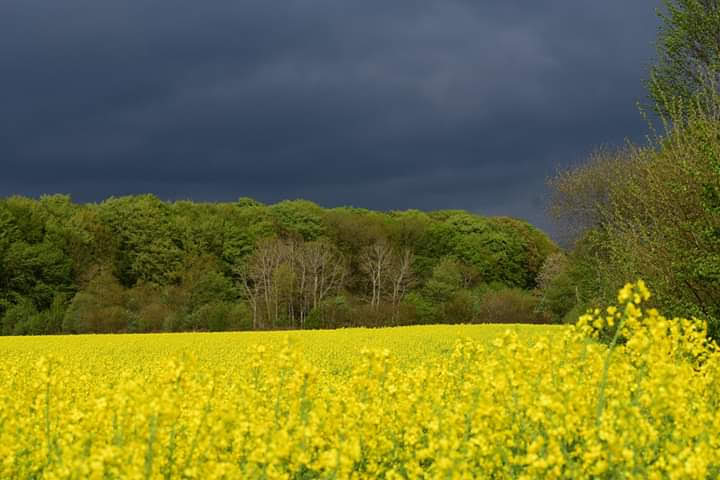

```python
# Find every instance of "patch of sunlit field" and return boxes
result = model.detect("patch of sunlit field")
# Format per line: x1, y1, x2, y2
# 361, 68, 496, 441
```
0, 323, 558, 376
2, 287, 720, 479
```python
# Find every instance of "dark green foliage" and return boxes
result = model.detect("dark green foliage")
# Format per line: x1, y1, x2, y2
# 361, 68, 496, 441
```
475, 288, 546, 325
305, 296, 353, 329
3, 241, 72, 309
8, 294, 68, 335
537, 271, 576, 324
0, 197, 74, 333
0, 195, 556, 334
440, 290, 477, 324
535, 245, 604, 324
402, 292, 436, 324
189, 302, 251, 331
63, 268, 130, 333
1, 298, 38, 335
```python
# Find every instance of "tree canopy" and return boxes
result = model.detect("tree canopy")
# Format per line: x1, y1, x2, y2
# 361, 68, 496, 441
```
649, 0, 720, 111
0, 195, 556, 335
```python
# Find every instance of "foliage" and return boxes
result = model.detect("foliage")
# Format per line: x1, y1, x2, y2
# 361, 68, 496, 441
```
0, 196, 555, 334
421, 212, 555, 289
188, 301, 251, 331
424, 257, 465, 302
548, 0, 720, 327
99, 195, 184, 286
649, 0, 720, 113
547, 96, 720, 336
476, 288, 546, 324
0, 297, 38, 336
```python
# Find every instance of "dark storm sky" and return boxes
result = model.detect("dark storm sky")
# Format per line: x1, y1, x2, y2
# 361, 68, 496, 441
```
0, 1, 660, 233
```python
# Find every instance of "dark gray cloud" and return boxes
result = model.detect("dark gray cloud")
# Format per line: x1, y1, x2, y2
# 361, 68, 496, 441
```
0, 0, 660, 233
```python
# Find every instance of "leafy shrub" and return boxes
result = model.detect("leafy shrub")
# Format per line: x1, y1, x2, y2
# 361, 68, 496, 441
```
306, 296, 353, 329
537, 270, 577, 323
424, 258, 464, 302
439, 290, 477, 324
476, 288, 548, 324
14, 294, 68, 335
402, 292, 436, 325
188, 302, 251, 331
135, 302, 175, 333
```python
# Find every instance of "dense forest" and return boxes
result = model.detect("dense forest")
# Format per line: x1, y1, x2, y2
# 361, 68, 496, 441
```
0, 196, 557, 334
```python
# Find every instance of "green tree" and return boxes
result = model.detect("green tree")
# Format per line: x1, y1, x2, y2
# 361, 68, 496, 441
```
1, 298, 38, 335
425, 258, 464, 303
421, 212, 553, 289
269, 200, 326, 241
98, 195, 184, 286
63, 267, 130, 333
3, 241, 72, 310
649, 0, 720, 112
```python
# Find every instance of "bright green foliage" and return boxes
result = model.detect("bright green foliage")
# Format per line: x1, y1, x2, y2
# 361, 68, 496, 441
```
425, 258, 465, 302
99, 195, 184, 285
649, 0, 720, 111
547, 90, 720, 337
269, 199, 327, 241
547, 0, 720, 327
420, 212, 553, 289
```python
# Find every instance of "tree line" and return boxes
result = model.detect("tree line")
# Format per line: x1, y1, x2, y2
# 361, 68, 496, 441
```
0, 196, 557, 335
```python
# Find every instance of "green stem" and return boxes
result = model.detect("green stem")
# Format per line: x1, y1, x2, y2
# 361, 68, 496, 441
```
595, 313, 628, 426
45, 361, 52, 467
144, 414, 159, 480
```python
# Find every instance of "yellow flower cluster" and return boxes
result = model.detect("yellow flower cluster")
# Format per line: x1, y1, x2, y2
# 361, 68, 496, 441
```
0, 283, 718, 479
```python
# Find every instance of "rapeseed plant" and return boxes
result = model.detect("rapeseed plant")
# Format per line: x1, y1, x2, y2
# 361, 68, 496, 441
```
0, 282, 717, 478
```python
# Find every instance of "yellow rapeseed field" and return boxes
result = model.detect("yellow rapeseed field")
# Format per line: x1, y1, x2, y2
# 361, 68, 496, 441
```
1, 282, 719, 479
